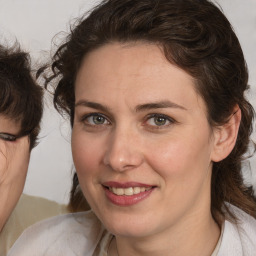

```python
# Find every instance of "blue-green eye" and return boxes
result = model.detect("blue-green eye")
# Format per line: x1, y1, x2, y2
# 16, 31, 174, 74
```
153, 116, 168, 126
83, 113, 109, 125
146, 114, 173, 127
92, 115, 105, 124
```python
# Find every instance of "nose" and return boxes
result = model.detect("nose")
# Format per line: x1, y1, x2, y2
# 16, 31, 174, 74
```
103, 128, 143, 172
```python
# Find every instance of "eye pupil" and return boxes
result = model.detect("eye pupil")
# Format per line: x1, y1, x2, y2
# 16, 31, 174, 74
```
93, 115, 105, 124
154, 116, 166, 126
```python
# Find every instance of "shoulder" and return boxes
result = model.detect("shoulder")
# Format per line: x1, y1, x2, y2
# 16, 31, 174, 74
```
0, 194, 68, 255
8, 211, 105, 256
218, 204, 256, 256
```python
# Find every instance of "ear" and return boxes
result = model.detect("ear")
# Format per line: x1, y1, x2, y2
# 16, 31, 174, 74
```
211, 106, 241, 162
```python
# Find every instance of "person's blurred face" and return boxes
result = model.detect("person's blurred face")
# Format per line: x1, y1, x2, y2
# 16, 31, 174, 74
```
72, 42, 217, 238
0, 115, 30, 231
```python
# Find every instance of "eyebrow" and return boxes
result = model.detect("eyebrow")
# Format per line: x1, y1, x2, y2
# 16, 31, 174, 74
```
75, 100, 187, 112
135, 100, 187, 112
75, 100, 111, 113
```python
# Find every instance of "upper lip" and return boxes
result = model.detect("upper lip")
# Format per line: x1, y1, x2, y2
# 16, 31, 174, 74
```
102, 181, 155, 188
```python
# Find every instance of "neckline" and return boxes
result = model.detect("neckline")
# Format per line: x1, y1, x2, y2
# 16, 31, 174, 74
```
102, 223, 225, 256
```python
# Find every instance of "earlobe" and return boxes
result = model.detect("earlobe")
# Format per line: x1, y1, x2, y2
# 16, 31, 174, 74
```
211, 106, 241, 162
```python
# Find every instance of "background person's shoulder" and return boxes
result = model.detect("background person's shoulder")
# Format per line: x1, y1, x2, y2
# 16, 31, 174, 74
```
0, 193, 68, 255
7, 208, 104, 256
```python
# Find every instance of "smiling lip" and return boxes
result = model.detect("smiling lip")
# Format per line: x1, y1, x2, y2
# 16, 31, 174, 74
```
102, 181, 155, 206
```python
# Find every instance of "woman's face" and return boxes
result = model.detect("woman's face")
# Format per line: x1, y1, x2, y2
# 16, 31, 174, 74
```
72, 42, 217, 238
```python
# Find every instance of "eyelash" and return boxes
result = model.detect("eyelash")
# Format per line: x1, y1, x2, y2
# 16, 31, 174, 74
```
81, 113, 110, 127
144, 113, 176, 129
80, 112, 176, 129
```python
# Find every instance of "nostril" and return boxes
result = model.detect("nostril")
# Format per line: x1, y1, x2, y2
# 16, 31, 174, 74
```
102, 137, 143, 172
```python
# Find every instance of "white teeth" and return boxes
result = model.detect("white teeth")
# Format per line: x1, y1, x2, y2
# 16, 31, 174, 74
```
140, 187, 146, 192
124, 187, 133, 195
133, 187, 141, 194
109, 186, 151, 196
116, 188, 124, 196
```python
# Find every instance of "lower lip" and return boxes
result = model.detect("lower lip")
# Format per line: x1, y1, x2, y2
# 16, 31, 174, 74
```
103, 187, 155, 206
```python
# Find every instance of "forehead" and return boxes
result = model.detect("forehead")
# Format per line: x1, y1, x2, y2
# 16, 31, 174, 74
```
75, 42, 206, 112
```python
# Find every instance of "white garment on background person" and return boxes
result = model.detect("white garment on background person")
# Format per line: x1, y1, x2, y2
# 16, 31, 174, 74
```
0, 194, 68, 256
7, 204, 256, 256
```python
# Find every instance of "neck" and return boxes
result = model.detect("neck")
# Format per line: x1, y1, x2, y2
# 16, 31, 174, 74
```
110, 211, 220, 256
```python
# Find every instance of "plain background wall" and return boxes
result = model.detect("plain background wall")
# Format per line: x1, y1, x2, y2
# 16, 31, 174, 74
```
0, 0, 255, 204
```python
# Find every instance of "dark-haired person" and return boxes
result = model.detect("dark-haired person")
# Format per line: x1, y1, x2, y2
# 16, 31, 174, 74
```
0, 43, 43, 232
9, 0, 256, 255
0, 44, 70, 255
0, 44, 44, 251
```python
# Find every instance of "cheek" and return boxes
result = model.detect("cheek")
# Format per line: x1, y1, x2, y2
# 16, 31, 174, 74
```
146, 131, 213, 185
71, 130, 107, 210
71, 130, 103, 178
147, 141, 190, 182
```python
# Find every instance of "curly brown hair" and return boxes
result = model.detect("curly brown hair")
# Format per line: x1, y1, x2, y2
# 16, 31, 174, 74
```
40, 0, 256, 221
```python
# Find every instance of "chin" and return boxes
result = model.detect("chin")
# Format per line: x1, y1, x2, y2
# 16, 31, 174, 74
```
98, 209, 160, 238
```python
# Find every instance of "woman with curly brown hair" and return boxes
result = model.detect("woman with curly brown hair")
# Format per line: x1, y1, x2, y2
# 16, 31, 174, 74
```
9, 0, 256, 255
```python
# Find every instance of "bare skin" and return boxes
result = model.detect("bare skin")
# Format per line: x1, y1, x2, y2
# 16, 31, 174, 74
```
0, 115, 30, 231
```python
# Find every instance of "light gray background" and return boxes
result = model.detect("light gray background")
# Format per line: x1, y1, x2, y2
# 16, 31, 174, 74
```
0, 0, 255, 204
